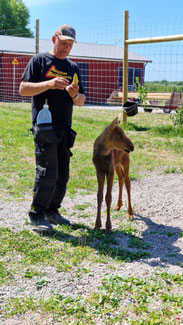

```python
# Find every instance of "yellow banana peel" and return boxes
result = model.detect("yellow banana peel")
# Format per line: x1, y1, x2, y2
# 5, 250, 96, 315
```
73, 73, 79, 84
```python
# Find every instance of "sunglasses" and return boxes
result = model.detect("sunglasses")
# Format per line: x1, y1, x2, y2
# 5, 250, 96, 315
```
60, 28, 75, 38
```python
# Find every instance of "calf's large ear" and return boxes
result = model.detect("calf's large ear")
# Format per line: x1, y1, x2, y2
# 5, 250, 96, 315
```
109, 113, 121, 131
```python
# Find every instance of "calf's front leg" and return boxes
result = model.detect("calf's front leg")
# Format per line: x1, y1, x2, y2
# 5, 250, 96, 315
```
114, 164, 124, 211
94, 171, 105, 230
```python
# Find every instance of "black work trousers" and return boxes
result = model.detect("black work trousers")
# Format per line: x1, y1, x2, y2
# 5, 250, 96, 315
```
29, 137, 71, 219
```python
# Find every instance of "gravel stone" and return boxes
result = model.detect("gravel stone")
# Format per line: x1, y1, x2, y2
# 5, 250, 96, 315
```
0, 172, 183, 324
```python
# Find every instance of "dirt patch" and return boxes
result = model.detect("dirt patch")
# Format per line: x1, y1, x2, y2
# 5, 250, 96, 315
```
0, 172, 183, 324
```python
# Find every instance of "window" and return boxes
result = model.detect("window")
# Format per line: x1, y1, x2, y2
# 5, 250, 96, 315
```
76, 62, 88, 96
117, 67, 142, 91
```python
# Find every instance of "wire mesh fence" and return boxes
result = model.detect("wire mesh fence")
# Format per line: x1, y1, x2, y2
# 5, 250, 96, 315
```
0, 16, 183, 108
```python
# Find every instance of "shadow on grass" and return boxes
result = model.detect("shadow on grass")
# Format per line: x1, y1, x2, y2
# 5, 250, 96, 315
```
1, 213, 182, 268
124, 122, 150, 132
48, 223, 150, 263
48, 212, 183, 267
134, 213, 183, 268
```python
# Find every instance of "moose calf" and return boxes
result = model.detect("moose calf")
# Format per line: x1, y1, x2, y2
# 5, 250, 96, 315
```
92, 114, 134, 232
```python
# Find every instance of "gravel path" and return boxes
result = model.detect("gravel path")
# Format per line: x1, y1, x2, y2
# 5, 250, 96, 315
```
0, 172, 183, 324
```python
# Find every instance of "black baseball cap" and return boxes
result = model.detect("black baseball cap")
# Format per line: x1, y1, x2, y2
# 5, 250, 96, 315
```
55, 24, 76, 43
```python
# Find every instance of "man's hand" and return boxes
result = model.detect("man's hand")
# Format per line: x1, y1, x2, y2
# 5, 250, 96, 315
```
66, 83, 79, 99
48, 77, 69, 90
19, 77, 70, 97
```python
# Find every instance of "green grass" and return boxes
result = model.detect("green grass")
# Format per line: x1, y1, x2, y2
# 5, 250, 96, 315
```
0, 103, 183, 324
1, 226, 183, 323
2, 272, 183, 324
0, 222, 151, 272
0, 103, 183, 198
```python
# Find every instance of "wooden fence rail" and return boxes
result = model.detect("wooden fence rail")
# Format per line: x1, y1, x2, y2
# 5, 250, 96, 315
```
122, 10, 183, 122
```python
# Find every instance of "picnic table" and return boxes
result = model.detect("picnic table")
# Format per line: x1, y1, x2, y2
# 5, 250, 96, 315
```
107, 91, 183, 113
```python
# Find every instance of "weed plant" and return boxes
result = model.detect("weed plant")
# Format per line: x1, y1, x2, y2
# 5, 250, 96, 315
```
0, 103, 183, 323
0, 103, 183, 199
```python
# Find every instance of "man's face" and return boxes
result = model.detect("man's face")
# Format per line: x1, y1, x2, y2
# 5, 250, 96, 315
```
53, 36, 74, 59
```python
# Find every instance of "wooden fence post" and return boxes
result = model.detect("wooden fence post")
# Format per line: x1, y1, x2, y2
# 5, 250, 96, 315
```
35, 19, 39, 54
122, 10, 129, 123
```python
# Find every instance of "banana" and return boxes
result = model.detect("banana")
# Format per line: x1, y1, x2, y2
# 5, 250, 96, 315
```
73, 73, 79, 84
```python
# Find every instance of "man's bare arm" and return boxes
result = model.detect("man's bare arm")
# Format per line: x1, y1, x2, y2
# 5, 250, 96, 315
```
72, 93, 86, 107
19, 77, 69, 97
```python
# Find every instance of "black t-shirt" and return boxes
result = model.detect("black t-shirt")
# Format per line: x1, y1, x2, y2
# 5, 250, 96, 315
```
21, 52, 84, 127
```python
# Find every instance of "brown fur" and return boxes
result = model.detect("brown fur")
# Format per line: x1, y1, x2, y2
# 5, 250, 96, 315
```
92, 114, 134, 232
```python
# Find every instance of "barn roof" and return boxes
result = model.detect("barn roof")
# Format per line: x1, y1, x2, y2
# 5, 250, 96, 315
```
0, 35, 151, 63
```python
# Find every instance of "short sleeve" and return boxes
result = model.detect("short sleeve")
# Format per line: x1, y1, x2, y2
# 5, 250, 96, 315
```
21, 55, 41, 82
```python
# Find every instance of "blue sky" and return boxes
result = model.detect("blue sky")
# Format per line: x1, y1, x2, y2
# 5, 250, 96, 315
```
22, 0, 183, 81
23, 0, 183, 41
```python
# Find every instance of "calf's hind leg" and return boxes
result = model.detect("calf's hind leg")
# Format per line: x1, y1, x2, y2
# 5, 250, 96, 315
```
124, 165, 133, 219
105, 171, 114, 232
114, 164, 124, 211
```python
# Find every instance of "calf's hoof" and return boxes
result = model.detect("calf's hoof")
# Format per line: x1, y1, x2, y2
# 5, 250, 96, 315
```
114, 203, 122, 211
105, 223, 112, 233
128, 214, 133, 220
94, 223, 102, 230
114, 205, 120, 211
114, 199, 123, 211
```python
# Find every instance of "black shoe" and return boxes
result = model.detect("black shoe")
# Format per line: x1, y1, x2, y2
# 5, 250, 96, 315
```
46, 211, 70, 226
29, 216, 53, 234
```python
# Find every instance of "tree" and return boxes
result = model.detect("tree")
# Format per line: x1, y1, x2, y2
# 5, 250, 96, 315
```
0, 0, 33, 37
161, 79, 168, 86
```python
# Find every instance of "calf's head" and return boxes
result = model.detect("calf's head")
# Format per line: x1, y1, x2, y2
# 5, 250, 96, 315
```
106, 114, 134, 153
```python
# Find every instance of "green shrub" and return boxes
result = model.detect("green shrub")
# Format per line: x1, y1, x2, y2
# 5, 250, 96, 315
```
134, 77, 148, 107
171, 108, 183, 128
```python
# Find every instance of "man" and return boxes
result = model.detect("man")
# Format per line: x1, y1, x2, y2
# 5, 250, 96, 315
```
19, 24, 85, 234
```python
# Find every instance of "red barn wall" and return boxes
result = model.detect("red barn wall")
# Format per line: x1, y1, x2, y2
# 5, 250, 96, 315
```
72, 58, 144, 104
0, 53, 144, 104
0, 53, 31, 102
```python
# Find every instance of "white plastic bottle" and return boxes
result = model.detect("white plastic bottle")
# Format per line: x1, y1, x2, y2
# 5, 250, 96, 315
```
36, 100, 52, 125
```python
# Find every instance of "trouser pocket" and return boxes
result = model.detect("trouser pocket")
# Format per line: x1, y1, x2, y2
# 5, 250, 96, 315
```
32, 124, 62, 146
